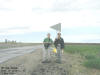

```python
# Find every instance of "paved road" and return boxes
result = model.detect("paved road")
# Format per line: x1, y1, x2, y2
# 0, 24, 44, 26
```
0, 45, 43, 64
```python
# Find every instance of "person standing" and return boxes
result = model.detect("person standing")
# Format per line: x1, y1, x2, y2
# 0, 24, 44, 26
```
54, 33, 64, 63
42, 33, 53, 63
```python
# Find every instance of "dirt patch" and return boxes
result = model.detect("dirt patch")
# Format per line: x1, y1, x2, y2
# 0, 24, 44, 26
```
31, 62, 67, 75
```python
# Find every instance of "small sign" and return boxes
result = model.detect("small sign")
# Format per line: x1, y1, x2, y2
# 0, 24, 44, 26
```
50, 23, 61, 32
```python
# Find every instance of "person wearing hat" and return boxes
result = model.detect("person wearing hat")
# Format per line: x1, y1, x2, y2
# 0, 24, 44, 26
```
54, 33, 64, 63
42, 33, 53, 63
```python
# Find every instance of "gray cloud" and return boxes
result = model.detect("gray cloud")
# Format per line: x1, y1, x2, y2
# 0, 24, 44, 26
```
52, 0, 77, 12
52, 0, 100, 11
32, 0, 79, 12
32, 0, 100, 13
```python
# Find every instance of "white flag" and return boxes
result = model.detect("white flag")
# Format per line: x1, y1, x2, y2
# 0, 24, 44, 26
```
50, 23, 61, 32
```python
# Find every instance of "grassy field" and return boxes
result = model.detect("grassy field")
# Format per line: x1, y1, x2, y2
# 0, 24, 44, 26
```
64, 45, 100, 69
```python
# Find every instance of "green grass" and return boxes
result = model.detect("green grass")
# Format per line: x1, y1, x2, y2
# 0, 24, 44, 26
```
83, 58, 100, 69
64, 45, 100, 69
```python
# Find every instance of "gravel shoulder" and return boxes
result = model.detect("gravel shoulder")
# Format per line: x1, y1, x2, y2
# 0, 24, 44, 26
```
0, 48, 100, 75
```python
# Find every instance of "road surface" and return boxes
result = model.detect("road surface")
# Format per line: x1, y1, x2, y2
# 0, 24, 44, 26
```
0, 45, 43, 64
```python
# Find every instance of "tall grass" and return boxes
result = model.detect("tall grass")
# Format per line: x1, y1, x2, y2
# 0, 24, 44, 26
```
64, 45, 100, 69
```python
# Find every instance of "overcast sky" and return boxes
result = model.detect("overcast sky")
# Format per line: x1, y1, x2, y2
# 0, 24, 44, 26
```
0, 0, 100, 43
